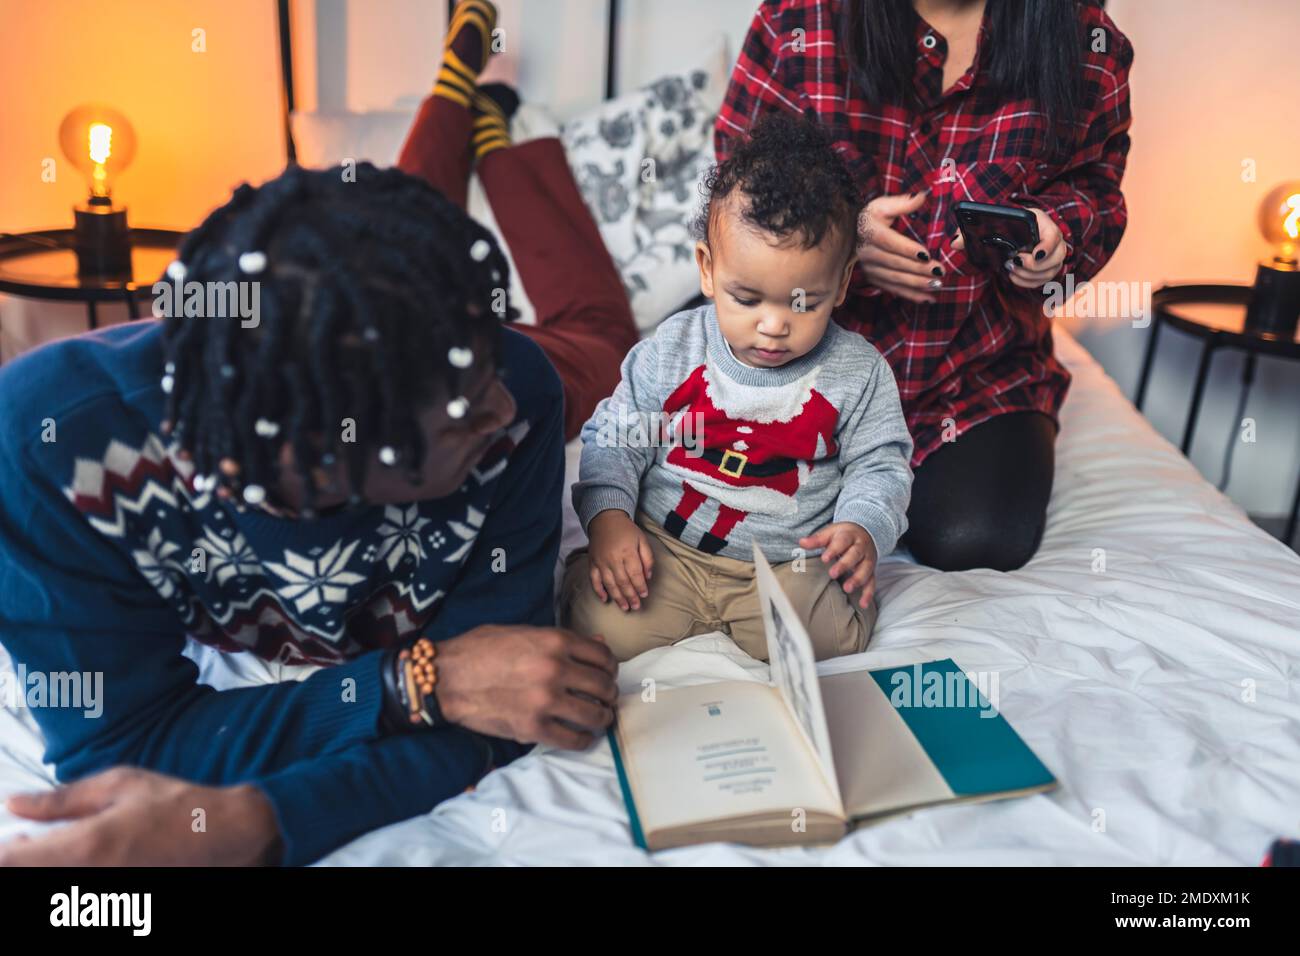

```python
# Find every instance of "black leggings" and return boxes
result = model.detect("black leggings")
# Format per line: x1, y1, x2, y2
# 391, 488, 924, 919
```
902, 411, 1057, 572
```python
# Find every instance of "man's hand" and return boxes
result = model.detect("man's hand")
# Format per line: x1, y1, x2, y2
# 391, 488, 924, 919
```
0, 767, 281, 866
586, 509, 654, 611
857, 190, 944, 304
799, 522, 879, 608
953, 206, 1067, 289
435, 624, 618, 750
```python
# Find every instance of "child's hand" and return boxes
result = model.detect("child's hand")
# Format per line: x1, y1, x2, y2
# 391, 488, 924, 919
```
799, 522, 878, 608
587, 510, 654, 611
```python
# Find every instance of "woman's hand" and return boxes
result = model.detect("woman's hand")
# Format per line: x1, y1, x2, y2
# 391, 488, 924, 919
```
857, 190, 944, 304
435, 624, 618, 750
953, 206, 1067, 289
586, 510, 654, 611
799, 522, 879, 609
0, 767, 281, 866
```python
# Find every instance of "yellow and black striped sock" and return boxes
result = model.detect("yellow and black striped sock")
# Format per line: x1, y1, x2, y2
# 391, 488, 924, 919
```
471, 86, 515, 159
433, 0, 497, 109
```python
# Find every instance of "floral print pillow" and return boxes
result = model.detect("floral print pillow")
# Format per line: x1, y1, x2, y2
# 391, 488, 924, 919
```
561, 45, 727, 332
560, 92, 648, 271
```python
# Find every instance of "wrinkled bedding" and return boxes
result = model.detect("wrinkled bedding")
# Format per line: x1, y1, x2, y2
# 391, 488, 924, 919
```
2, 326, 1297, 865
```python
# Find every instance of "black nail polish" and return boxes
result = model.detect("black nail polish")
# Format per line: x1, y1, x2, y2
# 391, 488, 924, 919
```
1034, 249, 1046, 261
931, 266, 942, 277
917, 250, 930, 261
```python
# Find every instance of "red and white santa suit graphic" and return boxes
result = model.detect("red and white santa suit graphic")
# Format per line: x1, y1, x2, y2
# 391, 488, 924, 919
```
659, 353, 840, 553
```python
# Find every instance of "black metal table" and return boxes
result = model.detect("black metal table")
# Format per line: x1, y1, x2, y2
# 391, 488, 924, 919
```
1134, 282, 1300, 546
0, 227, 185, 333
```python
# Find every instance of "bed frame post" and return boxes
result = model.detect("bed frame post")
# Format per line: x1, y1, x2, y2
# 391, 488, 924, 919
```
277, 0, 298, 164
605, 0, 620, 100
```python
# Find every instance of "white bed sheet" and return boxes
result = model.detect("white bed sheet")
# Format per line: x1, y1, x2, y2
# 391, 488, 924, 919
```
1, 326, 1297, 865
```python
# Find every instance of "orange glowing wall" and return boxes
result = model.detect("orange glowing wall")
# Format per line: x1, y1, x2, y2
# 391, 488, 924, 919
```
0, 0, 308, 233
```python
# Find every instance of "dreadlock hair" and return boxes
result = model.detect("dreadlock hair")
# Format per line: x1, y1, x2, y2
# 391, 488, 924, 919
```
692, 111, 861, 261
160, 162, 517, 517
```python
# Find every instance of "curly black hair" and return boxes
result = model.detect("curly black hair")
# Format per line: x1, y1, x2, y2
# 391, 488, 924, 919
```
693, 111, 861, 257
159, 162, 516, 516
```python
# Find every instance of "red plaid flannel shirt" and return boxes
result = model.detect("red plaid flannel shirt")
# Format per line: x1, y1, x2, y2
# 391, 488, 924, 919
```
716, 0, 1133, 466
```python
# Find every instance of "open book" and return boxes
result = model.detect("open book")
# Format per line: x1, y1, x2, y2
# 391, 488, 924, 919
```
608, 544, 1058, 851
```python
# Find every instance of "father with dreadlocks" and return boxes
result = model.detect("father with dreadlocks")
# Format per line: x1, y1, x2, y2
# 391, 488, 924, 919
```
0, 0, 638, 865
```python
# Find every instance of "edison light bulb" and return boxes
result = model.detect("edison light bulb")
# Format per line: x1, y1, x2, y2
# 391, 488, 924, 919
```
1245, 179, 1300, 336
58, 104, 137, 203
1257, 180, 1300, 265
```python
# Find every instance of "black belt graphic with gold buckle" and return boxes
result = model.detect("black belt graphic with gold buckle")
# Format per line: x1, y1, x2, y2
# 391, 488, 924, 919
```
699, 447, 798, 478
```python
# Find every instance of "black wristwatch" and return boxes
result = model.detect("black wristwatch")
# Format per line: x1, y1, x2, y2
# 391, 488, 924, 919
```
380, 637, 450, 733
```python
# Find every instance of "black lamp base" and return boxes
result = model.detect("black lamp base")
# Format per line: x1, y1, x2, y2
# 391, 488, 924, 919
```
1245, 258, 1300, 338
73, 201, 131, 277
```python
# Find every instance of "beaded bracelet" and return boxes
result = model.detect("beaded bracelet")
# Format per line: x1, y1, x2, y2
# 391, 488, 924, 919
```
381, 637, 447, 731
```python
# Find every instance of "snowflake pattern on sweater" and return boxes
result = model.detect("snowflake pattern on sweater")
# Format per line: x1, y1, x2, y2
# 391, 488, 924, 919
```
61, 425, 528, 666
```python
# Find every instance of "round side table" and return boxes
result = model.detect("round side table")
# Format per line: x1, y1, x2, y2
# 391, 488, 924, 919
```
0, 227, 185, 334
1134, 282, 1300, 547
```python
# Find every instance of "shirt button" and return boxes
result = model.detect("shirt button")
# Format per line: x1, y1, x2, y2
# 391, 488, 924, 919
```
922, 33, 937, 49
919, 120, 932, 135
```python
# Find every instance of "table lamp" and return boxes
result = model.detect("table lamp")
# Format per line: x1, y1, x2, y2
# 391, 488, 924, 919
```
58, 103, 137, 277
1244, 179, 1300, 338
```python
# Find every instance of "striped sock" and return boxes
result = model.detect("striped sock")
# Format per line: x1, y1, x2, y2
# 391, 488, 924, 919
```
433, 0, 497, 109
471, 84, 516, 159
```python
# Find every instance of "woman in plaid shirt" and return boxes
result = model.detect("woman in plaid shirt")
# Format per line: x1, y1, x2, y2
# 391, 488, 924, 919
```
716, 0, 1133, 571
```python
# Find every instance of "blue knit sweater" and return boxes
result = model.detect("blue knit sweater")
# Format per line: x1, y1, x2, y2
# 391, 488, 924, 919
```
0, 320, 565, 865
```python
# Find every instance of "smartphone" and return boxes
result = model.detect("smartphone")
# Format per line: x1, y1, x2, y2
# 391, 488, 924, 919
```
953, 201, 1040, 270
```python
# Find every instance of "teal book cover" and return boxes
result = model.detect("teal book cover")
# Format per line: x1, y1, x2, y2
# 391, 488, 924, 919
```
867, 659, 1057, 797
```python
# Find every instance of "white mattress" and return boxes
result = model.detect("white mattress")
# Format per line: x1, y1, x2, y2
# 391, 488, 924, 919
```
2, 326, 1298, 865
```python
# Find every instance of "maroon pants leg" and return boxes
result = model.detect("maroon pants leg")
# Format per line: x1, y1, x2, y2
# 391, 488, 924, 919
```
396, 97, 638, 440
396, 95, 473, 210
477, 139, 639, 441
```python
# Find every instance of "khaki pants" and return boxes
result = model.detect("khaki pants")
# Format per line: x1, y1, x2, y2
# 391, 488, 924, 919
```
561, 512, 877, 663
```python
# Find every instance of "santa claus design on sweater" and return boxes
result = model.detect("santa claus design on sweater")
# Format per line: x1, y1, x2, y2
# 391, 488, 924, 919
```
659, 353, 840, 554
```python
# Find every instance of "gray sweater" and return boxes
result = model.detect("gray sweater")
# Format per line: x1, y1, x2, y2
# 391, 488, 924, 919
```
573, 304, 913, 563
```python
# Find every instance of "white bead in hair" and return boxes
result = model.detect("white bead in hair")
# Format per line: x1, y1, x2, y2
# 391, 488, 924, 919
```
242, 484, 267, 505
195, 473, 218, 493
238, 250, 267, 275
378, 446, 399, 467
470, 239, 491, 262
254, 418, 281, 438
161, 374, 175, 394
447, 347, 474, 369
166, 260, 187, 281
446, 396, 469, 419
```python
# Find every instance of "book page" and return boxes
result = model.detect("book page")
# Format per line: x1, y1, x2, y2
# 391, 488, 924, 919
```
819, 668, 953, 818
752, 543, 840, 800
821, 662, 1058, 821
615, 681, 842, 835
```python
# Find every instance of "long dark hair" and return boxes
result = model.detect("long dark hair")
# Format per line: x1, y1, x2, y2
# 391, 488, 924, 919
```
841, 0, 1093, 160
